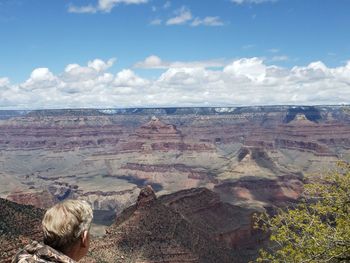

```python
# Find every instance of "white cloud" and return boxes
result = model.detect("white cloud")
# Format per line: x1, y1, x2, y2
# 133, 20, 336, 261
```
20, 68, 58, 91
231, 0, 277, 4
224, 57, 267, 81
134, 55, 226, 69
68, 0, 148, 14
191, 16, 224, 27
136, 55, 163, 68
165, 6, 224, 27
61, 58, 116, 83
0, 77, 10, 88
114, 69, 150, 87
166, 6, 192, 25
98, 0, 148, 12
88, 58, 116, 72
30, 68, 55, 82
1, 57, 350, 109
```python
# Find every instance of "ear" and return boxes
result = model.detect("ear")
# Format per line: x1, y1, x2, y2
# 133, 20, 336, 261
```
81, 230, 89, 248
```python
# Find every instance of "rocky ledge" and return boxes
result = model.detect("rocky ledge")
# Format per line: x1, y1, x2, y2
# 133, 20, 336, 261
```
0, 198, 44, 263
87, 186, 264, 263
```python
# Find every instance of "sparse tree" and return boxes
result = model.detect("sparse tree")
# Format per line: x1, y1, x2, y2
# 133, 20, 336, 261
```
255, 162, 350, 263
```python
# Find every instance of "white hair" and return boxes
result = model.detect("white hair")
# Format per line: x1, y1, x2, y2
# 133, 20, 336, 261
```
42, 199, 93, 251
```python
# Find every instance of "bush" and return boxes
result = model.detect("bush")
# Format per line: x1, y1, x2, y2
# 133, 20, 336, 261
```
255, 162, 350, 263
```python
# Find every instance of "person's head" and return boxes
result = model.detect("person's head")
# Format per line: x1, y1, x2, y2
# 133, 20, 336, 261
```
42, 199, 93, 261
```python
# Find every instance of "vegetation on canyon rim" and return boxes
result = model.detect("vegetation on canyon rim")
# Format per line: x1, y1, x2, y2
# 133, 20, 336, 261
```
255, 162, 350, 263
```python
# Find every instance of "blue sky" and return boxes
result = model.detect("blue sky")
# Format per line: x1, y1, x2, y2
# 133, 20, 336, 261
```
0, 0, 349, 109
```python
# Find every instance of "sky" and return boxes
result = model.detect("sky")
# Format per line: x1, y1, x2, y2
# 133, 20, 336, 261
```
0, 0, 349, 109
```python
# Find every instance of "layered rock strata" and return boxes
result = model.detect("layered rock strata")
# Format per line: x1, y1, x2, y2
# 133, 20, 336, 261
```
0, 106, 349, 223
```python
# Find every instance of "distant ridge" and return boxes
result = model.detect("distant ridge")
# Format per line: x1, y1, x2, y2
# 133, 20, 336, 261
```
0, 105, 349, 120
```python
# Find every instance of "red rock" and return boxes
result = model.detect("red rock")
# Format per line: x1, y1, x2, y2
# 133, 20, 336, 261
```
214, 175, 304, 206
136, 185, 157, 207
7, 189, 57, 209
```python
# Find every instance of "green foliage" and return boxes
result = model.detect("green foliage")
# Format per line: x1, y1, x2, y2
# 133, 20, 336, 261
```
255, 162, 350, 263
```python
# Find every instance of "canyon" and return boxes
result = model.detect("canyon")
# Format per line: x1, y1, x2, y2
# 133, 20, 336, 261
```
0, 106, 349, 262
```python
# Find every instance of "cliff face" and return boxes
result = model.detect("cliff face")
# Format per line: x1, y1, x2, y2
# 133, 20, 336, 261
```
6, 189, 58, 209
87, 187, 261, 263
214, 176, 303, 208
1, 106, 348, 152
0, 116, 124, 150
159, 188, 264, 250
0, 106, 349, 226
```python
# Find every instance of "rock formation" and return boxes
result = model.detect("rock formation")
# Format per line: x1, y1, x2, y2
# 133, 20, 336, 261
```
136, 185, 157, 207
7, 189, 57, 209
86, 186, 264, 263
0, 198, 44, 263
214, 175, 304, 207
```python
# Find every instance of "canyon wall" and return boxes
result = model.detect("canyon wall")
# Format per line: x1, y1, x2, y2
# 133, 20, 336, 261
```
0, 106, 349, 262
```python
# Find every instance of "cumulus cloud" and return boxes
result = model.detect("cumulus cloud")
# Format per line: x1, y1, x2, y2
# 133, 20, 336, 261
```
135, 55, 163, 68
134, 55, 226, 69
21, 68, 58, 91
61, 58, 116, 84
223, 57, 267, 81
0, 77, 10, 88
1, 57, 350, 109
88, 58, 116, 72
68, 0, 148, 14
114, 69, 150, 87
29, 68, 55, 82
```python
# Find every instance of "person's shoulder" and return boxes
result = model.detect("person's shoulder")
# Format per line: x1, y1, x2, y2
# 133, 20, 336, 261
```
11, 241, 46, 263
11, 249, 37, 263
12, 241, 77, 263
